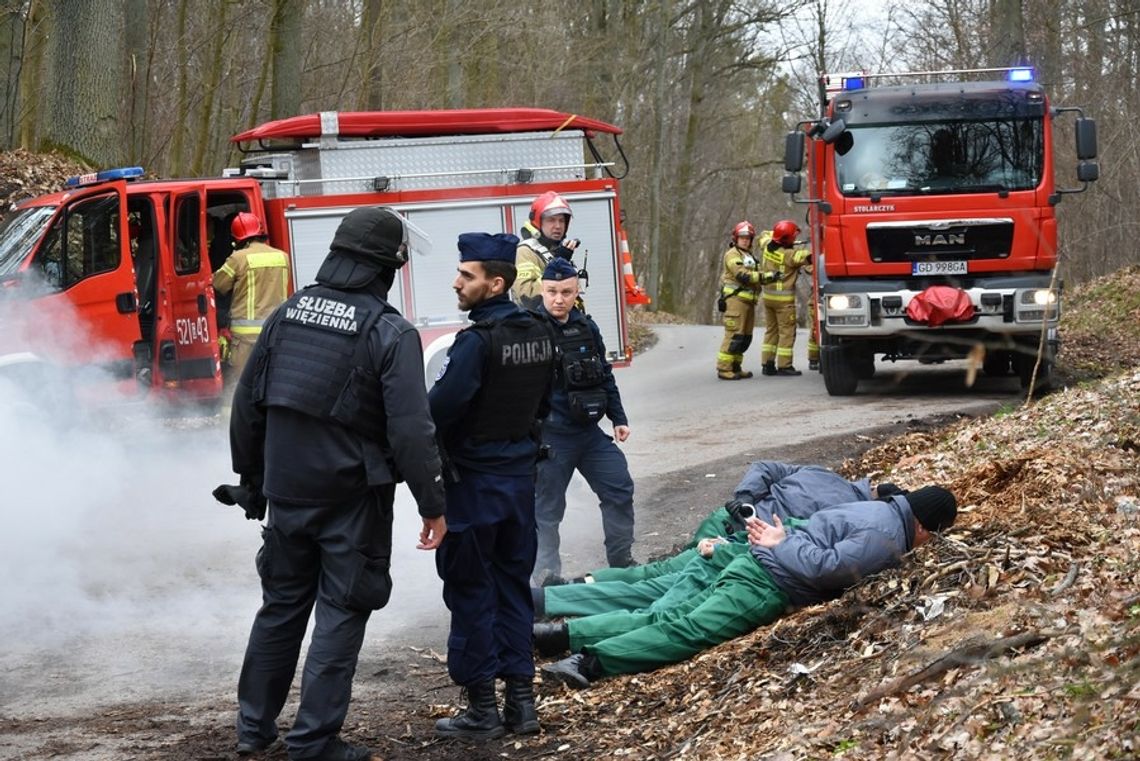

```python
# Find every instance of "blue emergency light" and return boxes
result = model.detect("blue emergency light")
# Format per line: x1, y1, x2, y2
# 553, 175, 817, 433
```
843, 76, 865, 90
64, 166, 145, 188
1008, 67, 1034, 82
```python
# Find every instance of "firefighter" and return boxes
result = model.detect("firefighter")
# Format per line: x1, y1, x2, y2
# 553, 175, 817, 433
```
228, 207, 446, 761
429, 233, 555, 740
534, 257, 636, 586
716, 221, 781, 380
759, 219, 811, 376
212, 212, 290, 382
512, 191, 581, 310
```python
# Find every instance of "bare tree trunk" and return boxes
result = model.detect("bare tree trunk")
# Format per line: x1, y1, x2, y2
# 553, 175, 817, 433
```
170, 0, 189, 175
270, 0, 302, 119
990, 0, 1025, 66
357, 0, 383, 110
17, 0, 45, 151
445, 0, 462, 108
646, 0, 670, 308
190, 0, 227, 176
42, 0, 126, 166
0, 6, 24, 148
124, 0, 148, 164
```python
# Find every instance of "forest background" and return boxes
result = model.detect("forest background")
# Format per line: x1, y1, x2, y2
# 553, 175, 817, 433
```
0, 0, 1132, 320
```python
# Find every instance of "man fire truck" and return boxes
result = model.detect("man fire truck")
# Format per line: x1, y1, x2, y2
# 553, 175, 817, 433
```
780, 67, 1099, 395
0, 108, 648, 407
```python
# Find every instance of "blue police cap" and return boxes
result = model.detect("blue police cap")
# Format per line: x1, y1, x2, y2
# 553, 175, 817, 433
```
542, 257, 579, 281
458, 232, 519, 263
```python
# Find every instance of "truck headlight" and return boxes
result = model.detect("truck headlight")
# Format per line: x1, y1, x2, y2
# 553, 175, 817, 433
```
825, 293, 869, 327
1014, 288, 1060, 323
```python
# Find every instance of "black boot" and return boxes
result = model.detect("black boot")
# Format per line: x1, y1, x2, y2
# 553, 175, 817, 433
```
502, 676, 540, 735
434, 681, 505, 740
531, 586, 545, 619
533, 622, 570, 657
761, 360, 777, 376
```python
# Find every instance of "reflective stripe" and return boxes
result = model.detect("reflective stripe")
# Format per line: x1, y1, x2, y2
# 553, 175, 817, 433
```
776, 348, 794, 357
760, 343, 776, 352
231, 318, 265, 328
517, 262, 543, 277
218, 262, 236, 278
231, 325, 264, 336
246, 251, 288, 269
717, 351, 737, 362
764, 293, 795, 302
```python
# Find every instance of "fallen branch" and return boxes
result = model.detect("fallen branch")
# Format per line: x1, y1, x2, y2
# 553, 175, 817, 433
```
851, 629, 1062, 711
1049, 562, 1080, 596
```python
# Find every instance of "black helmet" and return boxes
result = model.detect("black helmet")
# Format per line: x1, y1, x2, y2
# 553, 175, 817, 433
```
316, 207, 423, 288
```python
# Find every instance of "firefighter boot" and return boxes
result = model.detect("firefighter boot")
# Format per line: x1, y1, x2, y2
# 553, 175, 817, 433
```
761, 360, 777, 376
777, 365, 803, 376
731, 362, 754, 379
434, 681, 505, 740
533, 622, 570, 657
502, 677, 540, 735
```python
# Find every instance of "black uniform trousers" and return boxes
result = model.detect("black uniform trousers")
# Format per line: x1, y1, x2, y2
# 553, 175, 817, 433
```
236, 484, 395, 760
436, 467, 537, 685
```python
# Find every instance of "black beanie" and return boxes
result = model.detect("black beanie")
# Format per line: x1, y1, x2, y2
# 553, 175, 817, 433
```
907, 486, 958, 532
876, 482, 906, 500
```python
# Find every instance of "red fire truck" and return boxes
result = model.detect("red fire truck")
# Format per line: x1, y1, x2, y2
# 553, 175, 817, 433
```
781, 67, 1099, 395
0, 108, 647, 407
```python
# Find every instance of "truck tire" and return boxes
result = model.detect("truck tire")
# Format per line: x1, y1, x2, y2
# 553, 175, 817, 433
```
1016, 353, 1053, 392
983, 349, 1013, 377
853, 351, 876, 380
821, 346, 858, 396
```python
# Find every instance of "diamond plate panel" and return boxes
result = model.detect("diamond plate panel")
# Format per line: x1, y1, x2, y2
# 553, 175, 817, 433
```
283, 131, 588, 196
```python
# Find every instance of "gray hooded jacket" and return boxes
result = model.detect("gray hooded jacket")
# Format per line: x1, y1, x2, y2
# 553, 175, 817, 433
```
750, 495, 917, 606
734, 461, 872, 522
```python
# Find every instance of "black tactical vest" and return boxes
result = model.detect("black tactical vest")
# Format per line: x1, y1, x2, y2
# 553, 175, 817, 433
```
552, 318, 608, 423
254, 285, 391, 441
462, 314, 554, 443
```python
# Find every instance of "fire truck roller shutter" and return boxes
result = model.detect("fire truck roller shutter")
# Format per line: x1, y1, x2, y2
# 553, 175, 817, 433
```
283, 208, 408, 313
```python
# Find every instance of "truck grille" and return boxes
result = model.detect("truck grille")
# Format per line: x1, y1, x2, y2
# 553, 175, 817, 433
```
866, 218, 1014, 262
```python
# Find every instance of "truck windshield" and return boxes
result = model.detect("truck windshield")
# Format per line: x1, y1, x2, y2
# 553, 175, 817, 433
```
835, 119, 1044, 196
0, 206, 56, 278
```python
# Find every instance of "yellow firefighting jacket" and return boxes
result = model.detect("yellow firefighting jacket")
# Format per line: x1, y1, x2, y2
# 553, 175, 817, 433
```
212, 241, 290, 335
720, 244, 765, 303
759, 231, 811, 302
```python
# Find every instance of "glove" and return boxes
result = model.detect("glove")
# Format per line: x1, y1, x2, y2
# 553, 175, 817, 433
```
212, 484, 267, 521
733, 271, 753, 286
218, 328, 234, 363
764, 270, 783, 284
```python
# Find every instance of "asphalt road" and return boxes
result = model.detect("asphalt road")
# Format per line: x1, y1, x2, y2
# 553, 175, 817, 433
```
0, 324, 1021, 719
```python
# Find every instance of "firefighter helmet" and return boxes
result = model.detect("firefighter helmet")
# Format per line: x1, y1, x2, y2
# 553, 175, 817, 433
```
529, 191, 573, 224
231, 212, 267, 244
772, 219, 800, 246
732, 221, 756, 240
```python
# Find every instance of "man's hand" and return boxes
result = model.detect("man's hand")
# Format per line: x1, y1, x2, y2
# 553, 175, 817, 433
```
417, 516, 447, 550
613, 425, 631, 443
746, 514, 787, 548
764, 270, 783, 284
697, 536, 728, 558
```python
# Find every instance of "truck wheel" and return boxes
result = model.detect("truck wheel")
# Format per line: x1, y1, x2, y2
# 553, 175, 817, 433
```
853, 351, 876, 380
983, 350, 1013, 377
1016, 353, 1053, 392
821, 347, 858, 396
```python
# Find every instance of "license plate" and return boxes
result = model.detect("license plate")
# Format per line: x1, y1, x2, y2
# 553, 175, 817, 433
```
912, 260, 967, 276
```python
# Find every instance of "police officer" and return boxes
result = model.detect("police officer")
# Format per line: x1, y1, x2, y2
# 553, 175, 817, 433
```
212, 212, 290, 382
512, 191, 581, 310
534, 257, 636, 583
760, 220, 811, 376
430, 232, 555, 740
229, 206, 446, 761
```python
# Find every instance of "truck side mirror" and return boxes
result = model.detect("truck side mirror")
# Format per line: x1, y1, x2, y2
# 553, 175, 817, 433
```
1077, 161, 1099, 182
781, 174, 802, 194
821, 118, 847, 144
784, 132, 805, 172
1075, 118, 1097, 160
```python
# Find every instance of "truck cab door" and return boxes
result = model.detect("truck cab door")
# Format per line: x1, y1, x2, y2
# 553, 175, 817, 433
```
158, 187, 222, 399
25, 181, 140, 375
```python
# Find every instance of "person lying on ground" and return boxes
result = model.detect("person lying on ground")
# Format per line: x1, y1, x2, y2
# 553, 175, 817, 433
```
534, 462, 905, 620
537, 486, 957, 688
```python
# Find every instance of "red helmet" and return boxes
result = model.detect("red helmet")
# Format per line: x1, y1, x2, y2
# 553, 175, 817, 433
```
772, 219, 800, 246
732, 221, 756, 239
230, 211, 267, 244
529, 191, 573, 224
